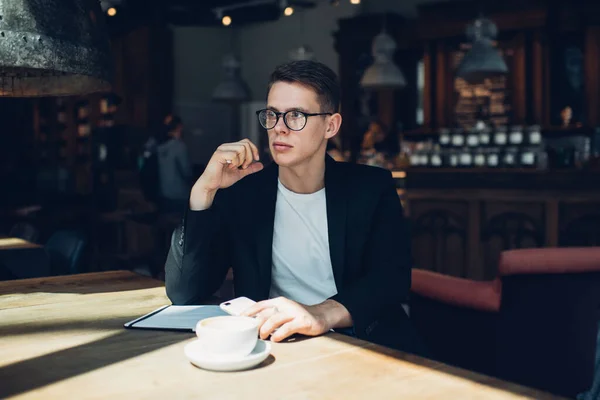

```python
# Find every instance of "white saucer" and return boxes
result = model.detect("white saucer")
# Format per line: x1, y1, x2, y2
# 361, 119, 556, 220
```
184, 339, 271, 372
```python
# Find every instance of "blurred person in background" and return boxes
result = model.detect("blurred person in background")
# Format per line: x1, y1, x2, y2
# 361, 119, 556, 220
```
155, 115, 193, 213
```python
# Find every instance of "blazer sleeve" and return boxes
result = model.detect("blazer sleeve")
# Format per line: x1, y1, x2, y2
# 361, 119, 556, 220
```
330, 171, 411, 337
164, 191, 232, 305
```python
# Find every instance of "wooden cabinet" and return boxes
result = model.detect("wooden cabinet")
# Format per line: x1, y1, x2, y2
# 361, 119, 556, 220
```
404, 187, 600, 280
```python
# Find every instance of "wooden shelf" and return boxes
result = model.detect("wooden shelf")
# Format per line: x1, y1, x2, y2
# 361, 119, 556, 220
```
401, 126, 596, 137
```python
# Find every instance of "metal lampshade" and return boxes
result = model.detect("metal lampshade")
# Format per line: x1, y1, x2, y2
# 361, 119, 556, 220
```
456, 18, 508, 84
289, 45, 315, 61
213, 54, 250, 102
0, 0, 113, 97
360, 31, 406, 89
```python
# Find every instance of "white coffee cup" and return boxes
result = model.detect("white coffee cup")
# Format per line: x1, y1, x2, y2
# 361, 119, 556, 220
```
195, 316, 258, 359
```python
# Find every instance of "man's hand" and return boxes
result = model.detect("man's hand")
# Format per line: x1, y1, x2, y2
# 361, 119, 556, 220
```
190, 139, 264, 210
241, 297, 353, 342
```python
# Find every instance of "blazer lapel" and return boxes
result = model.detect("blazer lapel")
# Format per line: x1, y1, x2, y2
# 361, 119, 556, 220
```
325, 155, 347, 290
255, 161, 278, 299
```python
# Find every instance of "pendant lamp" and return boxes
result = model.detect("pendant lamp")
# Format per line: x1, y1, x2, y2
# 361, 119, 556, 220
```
456, 17, 508, 84
289, 45, 315, 61
288, 8, 314, 62
0, 0, 113, 97
360, 26, 406, 89
213, 54, 250, 102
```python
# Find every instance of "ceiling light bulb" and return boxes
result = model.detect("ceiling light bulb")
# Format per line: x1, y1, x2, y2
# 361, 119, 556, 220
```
222, 15, 232, 26
284, 6, 294, 16
350, 0, 361, 4
107, 7, 117, 16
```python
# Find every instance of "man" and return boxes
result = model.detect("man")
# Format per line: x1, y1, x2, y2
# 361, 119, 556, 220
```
165, 60, 423, 354
156, 115, 193, 213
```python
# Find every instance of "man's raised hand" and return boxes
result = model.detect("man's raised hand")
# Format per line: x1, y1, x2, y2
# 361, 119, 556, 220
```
190, 139, 263, 210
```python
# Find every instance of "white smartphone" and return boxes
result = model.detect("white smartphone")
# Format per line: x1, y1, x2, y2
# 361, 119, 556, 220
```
219, 296, 257, 316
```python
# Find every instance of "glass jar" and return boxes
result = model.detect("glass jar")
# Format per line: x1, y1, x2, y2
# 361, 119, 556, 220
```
409, 152, 421, 167
459, 148, 473, 167
520, 147, 537, 168
509, 125, 524, 146
502, 147, 519, 168
493, 126, 508, 146
439, 128, 451, 148
451, 128, 465, 148
430, 145, 442, 167
466, 129, 480, 148
526, 125, 542, 146
473, 149, 486, 167
486, 148, 500, 168
479, 127, 492, 147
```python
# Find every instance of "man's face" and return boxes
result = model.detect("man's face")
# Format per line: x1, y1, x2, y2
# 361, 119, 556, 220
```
266, 81, 334, 168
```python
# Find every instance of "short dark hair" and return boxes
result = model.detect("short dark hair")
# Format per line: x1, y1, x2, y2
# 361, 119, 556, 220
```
267, 60, 340, 113
165, 115, 182, 133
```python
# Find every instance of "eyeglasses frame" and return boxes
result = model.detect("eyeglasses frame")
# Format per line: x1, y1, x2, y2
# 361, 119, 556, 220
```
255, 108, 333, 131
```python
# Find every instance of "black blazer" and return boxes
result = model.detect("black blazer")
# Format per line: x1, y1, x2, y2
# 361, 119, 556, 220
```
165, 156, 425, 354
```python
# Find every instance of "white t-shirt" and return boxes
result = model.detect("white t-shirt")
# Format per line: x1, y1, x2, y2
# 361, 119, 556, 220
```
269, 180, 338, 306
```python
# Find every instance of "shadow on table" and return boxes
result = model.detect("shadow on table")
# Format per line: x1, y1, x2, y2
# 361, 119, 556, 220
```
0, 326, 191, 398
0, 315, 153, 336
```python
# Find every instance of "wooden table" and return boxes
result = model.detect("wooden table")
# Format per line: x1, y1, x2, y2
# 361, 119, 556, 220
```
0, 237, 42, 251
0, 271, 564, 399
0, 237, 48, 280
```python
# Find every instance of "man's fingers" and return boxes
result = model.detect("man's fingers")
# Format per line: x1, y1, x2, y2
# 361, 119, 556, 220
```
252, 314, 268, 334
242, 299, 280, 317
238, 162, 264, 178
246, 139, 260, 161
259, 313, 293, 340
270, 319, 304, 342
218, 139, 260, 168
215, 150, 238, 166
242, 302, 274, 317
217, 145, 246, 168
238, 139, 260, 164
241, 141, 253, 169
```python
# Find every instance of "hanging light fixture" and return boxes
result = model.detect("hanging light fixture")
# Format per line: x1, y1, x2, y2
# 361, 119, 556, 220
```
288, 7, 314, 61
213, 54, 250, 102
289, 45, 315, 61
456, 17, 508, 83
0, 0, 113, 97
360, 25, 406, 89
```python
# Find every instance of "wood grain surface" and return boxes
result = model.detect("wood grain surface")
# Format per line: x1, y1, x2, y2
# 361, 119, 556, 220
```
0, 271, 565, 400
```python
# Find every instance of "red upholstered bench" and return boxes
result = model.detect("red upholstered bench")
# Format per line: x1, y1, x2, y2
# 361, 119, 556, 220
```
410, 247, 600, 398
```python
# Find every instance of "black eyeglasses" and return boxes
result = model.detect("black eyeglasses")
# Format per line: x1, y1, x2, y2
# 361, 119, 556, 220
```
256, 109, 332, 131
